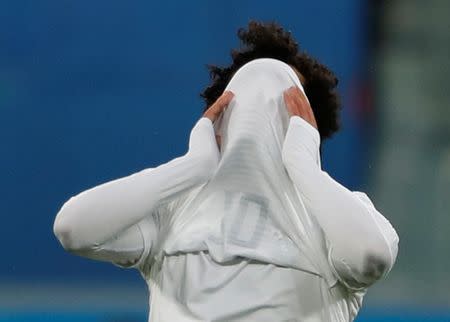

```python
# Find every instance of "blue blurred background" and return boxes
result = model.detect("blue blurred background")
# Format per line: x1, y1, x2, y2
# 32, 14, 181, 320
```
1, 0, 449, 321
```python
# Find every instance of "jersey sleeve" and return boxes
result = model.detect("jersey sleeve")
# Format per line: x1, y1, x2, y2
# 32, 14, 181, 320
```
62, 194, 187, 270
281, 115, 399, 290
110, 216, 158, 270
53, 117, 220, 261
327, 191, 399, 290
71, 218, 151, 270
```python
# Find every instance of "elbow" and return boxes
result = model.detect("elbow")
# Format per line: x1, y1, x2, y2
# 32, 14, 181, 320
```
53, 198, 89, 253
372, 232, 399, 275
359, 226, 399, 286
363, 245, 395, 286
53, 216, 77, 252
332, 238, 397, 289
359, 250, 392, 286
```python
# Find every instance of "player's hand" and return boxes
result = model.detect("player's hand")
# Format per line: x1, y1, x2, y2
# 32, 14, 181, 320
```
283, 86, 318, 130
203, 90, 234, 150
203, 90, 234, 122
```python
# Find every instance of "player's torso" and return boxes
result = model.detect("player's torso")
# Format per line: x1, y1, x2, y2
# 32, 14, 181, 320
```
145, 187, 362, 321
147, 250, 327, 322
155, 188, 319, 275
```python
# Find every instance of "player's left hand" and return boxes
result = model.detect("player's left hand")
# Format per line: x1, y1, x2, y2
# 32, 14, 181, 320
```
283, 85, 318, 130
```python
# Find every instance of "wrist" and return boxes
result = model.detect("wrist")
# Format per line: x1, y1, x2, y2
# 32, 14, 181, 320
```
289, 115, 320, 147
282, 116, 321, 167
188, 117, 220, 171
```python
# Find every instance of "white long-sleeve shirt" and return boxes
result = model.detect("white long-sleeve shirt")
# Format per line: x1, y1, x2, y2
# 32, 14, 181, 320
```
54, 58, 399, 322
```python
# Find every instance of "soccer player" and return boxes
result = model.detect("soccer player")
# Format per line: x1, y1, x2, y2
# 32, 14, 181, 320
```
53, 20, 399, 321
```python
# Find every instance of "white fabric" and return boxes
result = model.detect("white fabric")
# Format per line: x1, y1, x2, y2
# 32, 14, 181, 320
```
54, 58, 399, 322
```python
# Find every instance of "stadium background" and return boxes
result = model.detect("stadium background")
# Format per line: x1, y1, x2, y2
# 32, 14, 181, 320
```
1, 0, 449, 321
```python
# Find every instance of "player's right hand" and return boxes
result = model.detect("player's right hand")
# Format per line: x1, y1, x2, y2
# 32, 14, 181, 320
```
203, 90, 234, 150
203, 91, 234, 123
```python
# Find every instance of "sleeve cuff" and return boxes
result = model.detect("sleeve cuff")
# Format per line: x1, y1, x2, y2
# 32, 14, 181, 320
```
188, 117, 217, 153
284, 116, 321, 167
199, 116, 213, 126
289, 115, 321, 147
353, 191, 400, 274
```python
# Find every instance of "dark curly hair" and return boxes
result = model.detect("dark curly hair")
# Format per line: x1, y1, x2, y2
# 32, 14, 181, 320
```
200, 20, 341, 142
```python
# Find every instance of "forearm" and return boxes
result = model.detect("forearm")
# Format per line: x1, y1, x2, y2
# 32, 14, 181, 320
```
54, 117, 219, 251
282, 116, 396, 287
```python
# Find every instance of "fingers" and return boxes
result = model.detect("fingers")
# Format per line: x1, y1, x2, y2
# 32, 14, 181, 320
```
214, 91, 234, 111
284, 86, 305, 117
283, 86, 318, 130
293, 87, 317, 129
219, 91, 234, 107
203, 90, 235, 122
283, 89, 298, 117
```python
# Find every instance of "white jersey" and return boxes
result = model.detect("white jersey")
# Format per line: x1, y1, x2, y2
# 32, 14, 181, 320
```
54, 58, 399, 321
